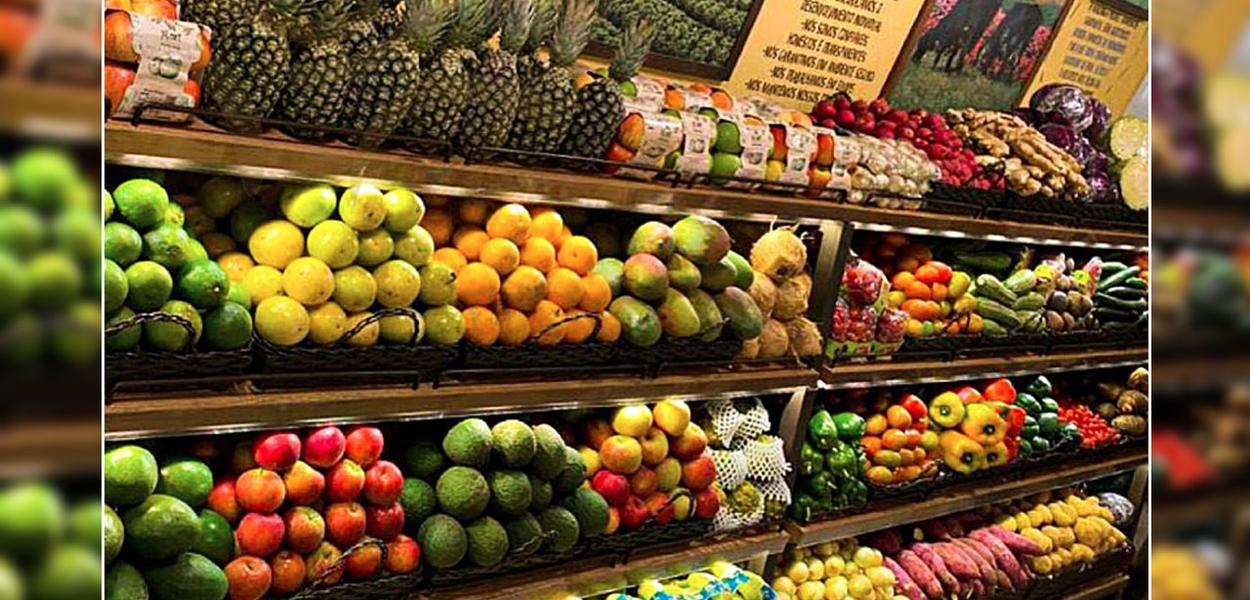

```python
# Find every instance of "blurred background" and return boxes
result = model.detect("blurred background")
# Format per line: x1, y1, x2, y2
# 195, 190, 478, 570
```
1153, 0, 1250, 597
0, 0, 103, 596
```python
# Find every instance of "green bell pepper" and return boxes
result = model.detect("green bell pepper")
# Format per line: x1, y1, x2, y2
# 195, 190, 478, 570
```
1018, 438, 1034, 457
800, 442, 824, 476
825, 442, 857, 474
1021, 415, 1039, 439
804, 471, 834, 500
1040, 397, 1061, 413
1015, 393, 1043, 417
1038, 412, 1061, 437
790, 494, 816, 522
1031, 436, 1052, 453
832, 412, 865, 442
808, 410, 839, 450
1025, 375, 1052, 398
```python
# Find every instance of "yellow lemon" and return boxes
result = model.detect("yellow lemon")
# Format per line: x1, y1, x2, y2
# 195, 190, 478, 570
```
356, 229, 394, 267
332, 266, 377, 312
248, 220, 304, 269
308, 302, 348, 345
372, 260, 422, 308
217, 251, 254, 283
342, 312, 380, 346
306, 220, 359, 268
282, 256, 335, 305
241, 265, 283, 303
255, 296, 310, 346
338, 184, 386, 231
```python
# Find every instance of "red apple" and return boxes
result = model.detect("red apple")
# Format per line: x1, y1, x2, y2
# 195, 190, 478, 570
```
303, 426, 346, 468
385, 534, 421, 574
253, 432, 301, 471
344, 426, 384, 467
325, 459, 365, 503
283, 506, 325, 554
207, 479, 241, 523
619, 495, 650, 530
325, 502, 367, 547
283, 461, 325, 506
236, 469, 285, 513
363, 460, 403, 506
236, 512, 285, 557
342, 543, 382, 581
693, 487, 721, 519
365, 502, 405, 541
645, 492, 673, 525
224, 555, 272, 600
590, 470, 630, 507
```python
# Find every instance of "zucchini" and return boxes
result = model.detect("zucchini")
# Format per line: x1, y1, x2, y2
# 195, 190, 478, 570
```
1095, 307, 1137, 322
953, 250, 1013, 274
1104, 287, 1146, 301
1100, 261, 1129, 274
1102, 320, 1138, 331
1012, 292, 1046, 311
1137, 310, 1149, 325
1123, 277, 1147, 290
1004, 269, 1037, 294
975, 297, 1022, 329
1095, 293, 1147, 312
975, 274, 1018, 305
981, 318, 1008, 337
1119, 155, 1149, 211
1106, 116, 1148, 162
1097, 266, 1141, 291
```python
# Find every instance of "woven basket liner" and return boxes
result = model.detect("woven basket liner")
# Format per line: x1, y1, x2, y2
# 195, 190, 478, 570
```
292, 538, 423, 600
105, 311, 253, 383
461, 312, 617, 368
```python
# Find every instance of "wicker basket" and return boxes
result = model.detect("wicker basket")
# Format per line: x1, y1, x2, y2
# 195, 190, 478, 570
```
461, 312, 617, 368
616, 337, 744, 368
424, 535, 585, 587
291, 539, 422, 600
105, 311, 254, 385
587, 519, 714, 557
922, 183, 1003, 216
1070, 202, 1148, 231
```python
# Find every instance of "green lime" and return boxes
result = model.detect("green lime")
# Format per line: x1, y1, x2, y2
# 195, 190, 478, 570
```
103, 189, 114, 220
0, 252, 27, 320
104, 222, 142, 266
332, 265, 377, 312
228, 202, 271, 245
379, 313, 420, 344
225, 283, 252, 309
29, 545, 100, 600
383, 188, 426, 233
164, 201, 186, 227
105, 561, 146, 600
51, 301, 100, 365
197, 176, 246, 218
113, 179, 170, 230
68, 499, 102, 551
176, 259, 230, 309
0, 205, 44, 256
143, 222, 197, 270
307, 219, 359, 268
281, 184, 337, 227
104, 259, 128, 312
714, 121, 742, 154
202, 302, 252, 350
709, 152, 742, 180
0, 482, 63, 562
192, 510, 234, 566
26, 252, 82, 312
338, 184, 386, 231
12, 148, 78, 212
106, 307, 141, 352
124, 261, 173, 312
104, 505, 123, 565
0, 558, 20, 600
356, 228, 393, 266
424, 305, 465, 345
104, 445, 158, 507
156, 457, 214, 507
143, 300, 202, 352
394, 225, 434, 267
52, 206, 99, 262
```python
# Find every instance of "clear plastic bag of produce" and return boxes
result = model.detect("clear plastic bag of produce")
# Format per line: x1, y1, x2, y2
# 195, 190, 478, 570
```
831, 297, 850, 339
875, 307, 906, 343
846, 305, 879, 342
841, 256, 887, 307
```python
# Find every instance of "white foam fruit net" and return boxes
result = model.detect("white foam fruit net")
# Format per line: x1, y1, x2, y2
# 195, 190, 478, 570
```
752, 476, 792, 507
745, 435, 790, 480
706, 398, 743, 447
713, 483, 765, 532
711, 449, 748, 489
735, 399, 772, 440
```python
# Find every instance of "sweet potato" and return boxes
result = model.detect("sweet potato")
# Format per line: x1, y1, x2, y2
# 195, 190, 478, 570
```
912, 543, 960, 595
940, 516, 967, 537
884, 556, 926, 600
932, 542, 980, 580
918, 519, 950, 541
897, 550, 944, 600
985, 525, 1044, 556
954, 537, 1010, 590
970, 529, 1030, 587
943, 542, 993, 588
865, 529, 904, 555
968, 578, 985, 598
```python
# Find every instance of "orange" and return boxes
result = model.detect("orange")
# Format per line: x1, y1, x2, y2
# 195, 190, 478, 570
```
546, 267, 584, 310
904, 280, 932, 301
562, 309, 596, 344
520, 238, 557, 273
886, 405, 912, 429
453, 225, 489, 261
501, 266, 547, 312
456, 262, 501, 306
553, 226, 572, 250
479, 238, 520, 275
931, 282, 948, 302
596, 311, 620, 343
431, 247, 468, 273
578, 274, 612, 312
485, 204, 532, 243
528, 300, 566, 345
457, 198, 493, 224
462, 306, 500, 346
557, 236, 598, 276
914, 264, 941, 285
891, 271, 916, 290
424, 194, 450, 207
882, 429, 909, 450
497, 308, 530, 346
530, 209, 564, 243
861, 436, 883, 457
421, 208, 454, 246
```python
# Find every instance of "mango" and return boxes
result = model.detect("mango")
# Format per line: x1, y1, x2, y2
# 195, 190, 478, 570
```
658, 288, 701, 338
623, 254, 668, 301
609, 296, 662, 347
714, 286, 763, 340
626, 221, 674, 259
699, 256, 738, 292
665, 254, 701, 292
726, 251, 754, 288
672, 215, 730, 264
687, 289, 724, 341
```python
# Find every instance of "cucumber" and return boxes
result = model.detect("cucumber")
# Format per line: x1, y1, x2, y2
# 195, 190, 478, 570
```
1123, 277, 1147, 290
981, 318, 1008, 337
953, 251, 1013, 274
1104, 287, 1146, 301
1012, 292, 1046, 311
975, 297, 1022, 328
1004, 269, 1037, 294
1097, 266, 1141, 291
1099, 262, 1129, 274
1119, 155, 1148, 210
1095, 307, 1137, 322
1106, 116, 1148, 162
1095, 293, 1147, 312
975, 274, 1018, 306
1102, 320, 1137, 331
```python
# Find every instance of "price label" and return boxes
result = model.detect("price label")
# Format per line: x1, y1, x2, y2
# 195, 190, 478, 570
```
677, 111, 716, 174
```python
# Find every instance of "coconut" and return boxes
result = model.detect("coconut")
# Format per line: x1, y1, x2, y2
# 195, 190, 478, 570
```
772, 272, 812, 321
785, 317, 822, 357
737, 337, 760, 360
758, 319, 790, 359
750, 228, 807, 281
747, 270, 777, 319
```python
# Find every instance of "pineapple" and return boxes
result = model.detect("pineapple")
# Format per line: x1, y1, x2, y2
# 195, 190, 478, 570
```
184, 0, 258, 36
455, 0, 535, 152
341, 0, 402, 55
400, 0, 493, 148
558, 18, 654, 160
340, 0, 455, 148
202, 0, 302, 132
505, 0, 596, 153
277, 0, 354, 138
514, 0, 559, 81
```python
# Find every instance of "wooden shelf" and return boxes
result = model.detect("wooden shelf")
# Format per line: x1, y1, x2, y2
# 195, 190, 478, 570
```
105, 120, 1147, 247
0, 79, 99, 142
785, 446, 1147, 546
105, 365, 817, 440
0, 419, 100, 478
417, 530, 791, 600
1064, 573, 1131, 600
820, 347, 1147, 388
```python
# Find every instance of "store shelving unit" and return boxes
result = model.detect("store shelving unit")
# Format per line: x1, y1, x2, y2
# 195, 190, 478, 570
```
103, 116, 1150, 599
0, 78, 99, 142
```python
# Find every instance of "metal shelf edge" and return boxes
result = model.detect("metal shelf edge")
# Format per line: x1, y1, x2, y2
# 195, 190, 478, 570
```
820, 347, 1148, 388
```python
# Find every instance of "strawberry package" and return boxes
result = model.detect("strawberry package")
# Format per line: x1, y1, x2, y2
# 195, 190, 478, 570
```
826, 256, 902, 358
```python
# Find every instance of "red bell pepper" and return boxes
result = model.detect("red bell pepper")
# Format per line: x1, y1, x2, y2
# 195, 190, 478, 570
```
983, 378, 1016, 404
900, 394, 928, 421
1006, 406, 1026, 437
955, 386, 983, 405
1004, 437, 1019, 460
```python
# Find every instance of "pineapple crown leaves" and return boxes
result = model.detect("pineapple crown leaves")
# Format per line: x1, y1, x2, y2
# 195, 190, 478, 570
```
265, 0, 305, 21
404, 0, 456, 53
294, 0, 355, 39
520, 0, 559, 55
608, 18, 654, 82
546, 0, 596, 67
494, 0, 535, 54
447, 0, 493, 50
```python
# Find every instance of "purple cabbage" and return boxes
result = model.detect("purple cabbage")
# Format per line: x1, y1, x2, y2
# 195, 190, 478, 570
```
1084, 171, 1115, 204
1029, 84, 1094, 132
1011, 107, 1043, 125
1038, 122, 1078, 150
1085, 149, 1110, 174
1086, 100, 1111, 139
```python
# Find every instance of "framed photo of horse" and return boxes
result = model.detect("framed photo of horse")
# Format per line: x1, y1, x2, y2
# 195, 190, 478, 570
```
882, 0, 1076, 111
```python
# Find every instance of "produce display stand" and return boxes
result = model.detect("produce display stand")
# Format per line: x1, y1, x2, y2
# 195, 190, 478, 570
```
104, 110, 1149, 599
0, 78, 99, 142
